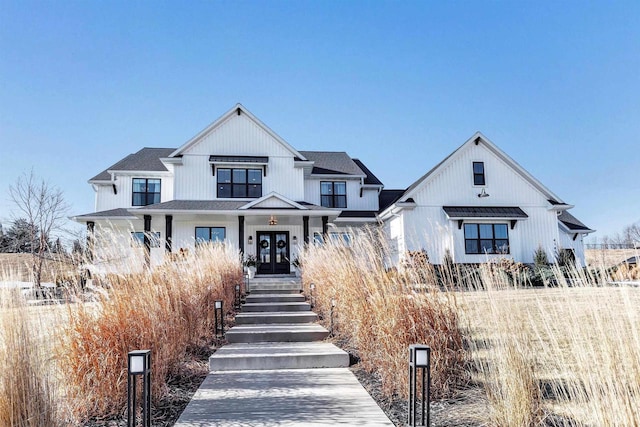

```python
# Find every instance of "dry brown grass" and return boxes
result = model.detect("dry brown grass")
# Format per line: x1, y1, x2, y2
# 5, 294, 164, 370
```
299, 227, 467, 400
460, 266, 640, 426
0, 253, 77, 283
57, 242, 242, 422
0, 291, 67, 426
1, 240, 242, 425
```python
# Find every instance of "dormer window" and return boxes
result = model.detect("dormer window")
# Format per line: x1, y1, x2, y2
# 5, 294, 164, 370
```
217, 168, 262, 198
473, 162, 485, 186
132, 178, 161, 206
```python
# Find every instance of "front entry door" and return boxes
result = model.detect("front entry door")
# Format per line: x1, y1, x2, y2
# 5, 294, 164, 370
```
257, 231, 290, 275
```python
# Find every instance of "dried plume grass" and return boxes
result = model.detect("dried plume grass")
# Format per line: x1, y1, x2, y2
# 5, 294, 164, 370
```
299, 228, 467, 400
56, 242, 242, 422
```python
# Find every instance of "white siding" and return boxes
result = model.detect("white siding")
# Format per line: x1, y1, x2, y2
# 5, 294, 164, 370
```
304, 179, 379, 210
182, 113, 294, 157
95, 173, 173, 212
398, 140, 566, 264
558, 228, 586, 267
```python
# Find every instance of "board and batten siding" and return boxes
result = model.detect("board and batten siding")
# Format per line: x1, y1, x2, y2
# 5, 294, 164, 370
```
399, 140, 562, 264
303, 179, 379, 210
94, 173, 174, 212
173, 155, 304, 201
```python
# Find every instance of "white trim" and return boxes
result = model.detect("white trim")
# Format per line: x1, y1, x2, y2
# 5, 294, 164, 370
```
240, 192, 308, 210
169, 104, 307, 160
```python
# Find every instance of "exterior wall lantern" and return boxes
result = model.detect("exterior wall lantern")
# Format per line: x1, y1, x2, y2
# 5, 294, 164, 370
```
127, 349, 151, 427
214, 300, 224, 338
292, 235, 298, 245
248, 236, 253, 245
408, 344, 431, 427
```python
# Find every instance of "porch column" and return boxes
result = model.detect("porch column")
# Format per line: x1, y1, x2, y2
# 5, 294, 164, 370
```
144, 215, 152, 268
86, 221, 95, 261
165, 215, 173, 253
239, 216, 245, 254
303, 216, 309, 244
322, 216, 328, 236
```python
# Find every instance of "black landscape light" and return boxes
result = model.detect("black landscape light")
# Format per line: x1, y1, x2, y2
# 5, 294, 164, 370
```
330, 298, 336, 336
127, 350, 151, 427
234, 284, 241, 310
309, 283, 315, 308
408, 345, 431, 427
214, 300, 224, 338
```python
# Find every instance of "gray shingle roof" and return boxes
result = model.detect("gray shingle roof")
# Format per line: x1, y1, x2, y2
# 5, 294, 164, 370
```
443, 206, 529, 218
558, 211, 592, 231
90, 147, 176, 181
73, 208, 137, 219
352, 159, 383, 186
379, 189, 406, 212
299, 151, 365, 176
137, 200, 247, 211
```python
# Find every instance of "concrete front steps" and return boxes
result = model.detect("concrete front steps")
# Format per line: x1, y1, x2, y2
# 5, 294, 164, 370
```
210, 342, 348, 370
210, 277, 348, 370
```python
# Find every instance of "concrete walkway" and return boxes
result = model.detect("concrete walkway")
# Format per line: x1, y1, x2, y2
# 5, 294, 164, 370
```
175, 276, 394, 426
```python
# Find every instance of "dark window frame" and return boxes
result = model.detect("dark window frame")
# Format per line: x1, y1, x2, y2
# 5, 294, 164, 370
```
320, 181, 347, 208
195, 227, 226, 244
216, 168, 262, 198
463, 223, 510, 254
473, 162, 486, 186
132, 178, 161, 206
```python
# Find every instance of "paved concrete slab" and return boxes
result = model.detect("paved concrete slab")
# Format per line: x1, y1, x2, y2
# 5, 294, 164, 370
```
242, 302, 311, 312
235, 312, 318, 325
226, 324, 329, 343
174, 368, 394, 426
210, 342, 349, 371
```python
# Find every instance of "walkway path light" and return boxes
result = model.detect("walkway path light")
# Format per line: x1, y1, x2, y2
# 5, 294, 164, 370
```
309, 283, 315, 309
214, 300, 224, 338
234, 284, 241, 310
330, 298, 336, 337
127, 350, 151, 427
408, 345, 431, 427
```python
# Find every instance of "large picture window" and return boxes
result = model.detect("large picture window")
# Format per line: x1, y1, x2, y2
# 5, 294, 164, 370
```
320, 181, 347, 208
132, 178, 161, 206
464, 223, 509, 254
195, 227, 226, 244
217, 168, 262, 198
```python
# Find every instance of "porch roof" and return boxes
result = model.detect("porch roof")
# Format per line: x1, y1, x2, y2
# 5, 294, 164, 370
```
443, 206, 529, 219
129, 199, 339, 217
71, 208, 139, 222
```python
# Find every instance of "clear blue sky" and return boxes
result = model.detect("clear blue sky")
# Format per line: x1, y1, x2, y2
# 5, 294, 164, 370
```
1, 0, 638, 241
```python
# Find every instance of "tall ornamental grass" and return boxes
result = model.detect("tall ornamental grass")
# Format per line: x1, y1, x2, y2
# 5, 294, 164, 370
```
0, 291, 66, 427
299, 228, 467, 400
56, 241, 242, 422
460, 262, 640, 426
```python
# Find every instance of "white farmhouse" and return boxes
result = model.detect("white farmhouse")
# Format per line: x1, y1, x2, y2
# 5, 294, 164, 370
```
378, 132, 594, 266
73, 104, 593, 272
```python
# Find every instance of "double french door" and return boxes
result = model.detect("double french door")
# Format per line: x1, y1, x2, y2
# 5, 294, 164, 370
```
256, 231, 290, 274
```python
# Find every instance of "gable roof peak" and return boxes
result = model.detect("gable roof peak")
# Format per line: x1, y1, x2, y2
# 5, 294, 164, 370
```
169, 104, 307, 160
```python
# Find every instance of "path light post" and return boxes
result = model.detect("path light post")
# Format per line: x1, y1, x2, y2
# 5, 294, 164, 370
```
127, 350, 151, 427
245, 272, 250, 294
330, 298, 336, 336
309, 283, 315, 309
408, 345, 431, 427
214, 300, 224, 338
234, 284, 241, 310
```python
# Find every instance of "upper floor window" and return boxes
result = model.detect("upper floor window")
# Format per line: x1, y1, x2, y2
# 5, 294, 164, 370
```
464, 223, 509, 254
195, 227, 226, 244
132, 178, 161, 206
473, 162, 485, 186
320, 181, 347, 208
217, 168, 262, 198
